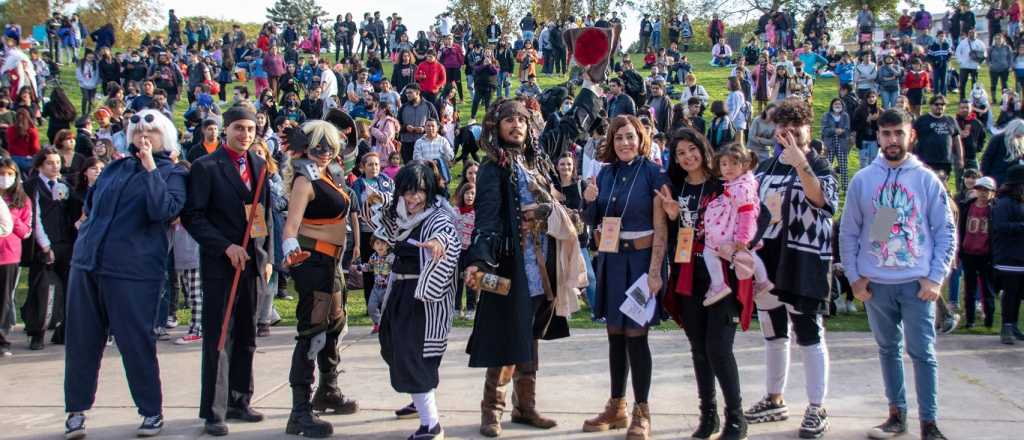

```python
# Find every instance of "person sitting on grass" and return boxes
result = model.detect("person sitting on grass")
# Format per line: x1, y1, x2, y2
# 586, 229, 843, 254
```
711, 38, 735, 67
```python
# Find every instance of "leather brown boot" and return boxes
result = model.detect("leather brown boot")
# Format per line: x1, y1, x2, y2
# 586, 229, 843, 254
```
480, 366, 513, 437
582, 397, 629, 432
510, 370, 557, 429
626, 402, 651, 440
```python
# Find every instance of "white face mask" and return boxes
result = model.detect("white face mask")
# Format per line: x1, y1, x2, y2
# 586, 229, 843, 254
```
0, 176, 14, 190
561, 103, 572, 113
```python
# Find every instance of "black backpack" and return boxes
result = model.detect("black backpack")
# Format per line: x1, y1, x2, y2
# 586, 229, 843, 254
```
620, 70, 647, 106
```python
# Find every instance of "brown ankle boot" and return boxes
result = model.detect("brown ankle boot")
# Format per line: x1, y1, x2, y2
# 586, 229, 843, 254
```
480, 366, 513, 437
626, 402, 651, 440
510, 371, 557, 429
582, 398, 629, 432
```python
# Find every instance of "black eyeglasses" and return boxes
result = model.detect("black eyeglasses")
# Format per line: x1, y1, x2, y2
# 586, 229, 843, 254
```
130, 114, 156, 124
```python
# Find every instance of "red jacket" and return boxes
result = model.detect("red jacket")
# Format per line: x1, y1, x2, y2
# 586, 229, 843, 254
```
708, 20, 724, 38
903, 69, 931, 90
4, 126, 39, 157
0, 198, 32, 265
898, 15, 913, 31
257, 34, 271, 53
415, 61, 446, 94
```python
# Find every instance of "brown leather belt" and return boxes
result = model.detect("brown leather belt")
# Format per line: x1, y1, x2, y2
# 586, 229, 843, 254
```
297, 235, 344, 259
593, 231, 654, 251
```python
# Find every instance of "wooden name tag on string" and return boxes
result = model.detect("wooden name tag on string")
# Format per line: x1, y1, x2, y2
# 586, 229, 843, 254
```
245, 203, 269, 239
598, 217, 622, 253
674, 227, 694, 263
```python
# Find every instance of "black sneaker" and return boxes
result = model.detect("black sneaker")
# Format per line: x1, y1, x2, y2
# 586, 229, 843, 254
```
1002, 324, 1016, 345
65, 412, 86, 439
867, 407, 907, 439
29, 335, 43, 350
408, 423, 444, 440
395, 401, 418, 419
799, 405, 829, 439
921, 421, 948, 440
744, 395, 788, 423
137, 414, 163, 437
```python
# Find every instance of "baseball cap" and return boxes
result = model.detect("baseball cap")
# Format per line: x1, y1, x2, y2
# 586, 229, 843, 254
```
974, 176, 996, 191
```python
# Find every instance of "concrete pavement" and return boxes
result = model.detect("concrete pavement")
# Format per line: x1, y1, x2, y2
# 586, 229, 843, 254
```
1, 326, 1023, 439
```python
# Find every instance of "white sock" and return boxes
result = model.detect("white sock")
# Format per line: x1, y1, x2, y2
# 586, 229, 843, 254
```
801, 340, 829, 406
765, 338, 791, 396
412, 390, 439, 429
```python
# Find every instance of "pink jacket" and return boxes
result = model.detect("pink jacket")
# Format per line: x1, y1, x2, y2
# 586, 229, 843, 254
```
703, 171, 759, 250
0, 198, 32, 265
371, 115, 399, 158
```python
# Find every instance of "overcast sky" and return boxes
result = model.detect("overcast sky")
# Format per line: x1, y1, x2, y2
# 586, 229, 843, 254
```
64, 0, 956, 47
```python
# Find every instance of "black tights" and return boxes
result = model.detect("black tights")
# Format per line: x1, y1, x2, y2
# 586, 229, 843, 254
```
607, 329, 652, 403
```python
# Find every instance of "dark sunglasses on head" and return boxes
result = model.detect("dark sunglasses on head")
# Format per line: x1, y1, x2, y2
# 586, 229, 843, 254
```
130, 114, 156, 124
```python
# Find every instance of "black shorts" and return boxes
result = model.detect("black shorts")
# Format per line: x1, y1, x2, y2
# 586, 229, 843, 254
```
445, 67, 462, 83
757, 303, 824, 346
906, 88, 924, 106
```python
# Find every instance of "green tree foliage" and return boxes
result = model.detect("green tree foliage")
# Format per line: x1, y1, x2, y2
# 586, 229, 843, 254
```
265, 0, 327, 26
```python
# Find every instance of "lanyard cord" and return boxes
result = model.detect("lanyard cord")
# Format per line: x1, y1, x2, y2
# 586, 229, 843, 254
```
602, 158, 645, 219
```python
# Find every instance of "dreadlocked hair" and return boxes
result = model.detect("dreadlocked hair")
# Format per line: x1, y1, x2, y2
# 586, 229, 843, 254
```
479, 98, 546, 169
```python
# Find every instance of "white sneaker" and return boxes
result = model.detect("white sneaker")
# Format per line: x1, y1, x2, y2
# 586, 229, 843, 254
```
165, 317, 178, 329
845, 300, 858, 313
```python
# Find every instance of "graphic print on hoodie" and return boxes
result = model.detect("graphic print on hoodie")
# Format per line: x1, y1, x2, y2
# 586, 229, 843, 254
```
871, 170, 925, 268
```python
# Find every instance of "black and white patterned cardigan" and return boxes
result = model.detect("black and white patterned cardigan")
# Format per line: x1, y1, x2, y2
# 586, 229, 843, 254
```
376, 203, 461, 358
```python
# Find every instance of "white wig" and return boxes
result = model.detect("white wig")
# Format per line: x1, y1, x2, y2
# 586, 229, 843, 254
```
1005, 119, 1024, 162
126, 109, 180, 155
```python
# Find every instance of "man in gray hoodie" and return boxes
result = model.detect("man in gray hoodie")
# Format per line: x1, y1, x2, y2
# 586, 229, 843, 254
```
839, 108, 955, 440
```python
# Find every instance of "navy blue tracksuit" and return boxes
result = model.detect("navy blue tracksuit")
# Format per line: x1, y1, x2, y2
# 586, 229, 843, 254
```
63, 152, 188, 417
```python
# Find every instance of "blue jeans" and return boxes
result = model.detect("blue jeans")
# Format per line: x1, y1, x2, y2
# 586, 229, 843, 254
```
932, 64, 948, 95
947, 265, 961, 306
498, 71, 510, 98
865, 280, 939, 422
860, 140, 878, 166
581, 244, 597, 317
880, 88, 899, 109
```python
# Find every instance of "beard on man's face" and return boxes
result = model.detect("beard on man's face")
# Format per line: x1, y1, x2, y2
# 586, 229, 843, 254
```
882, 143, 908, 162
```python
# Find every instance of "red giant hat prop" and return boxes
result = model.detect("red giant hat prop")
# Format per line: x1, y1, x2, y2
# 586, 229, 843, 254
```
564, 25, 621, 83
574, 28, 610, 65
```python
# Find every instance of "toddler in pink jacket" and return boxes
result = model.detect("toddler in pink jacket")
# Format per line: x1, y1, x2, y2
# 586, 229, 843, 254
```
703, 144, 773, 306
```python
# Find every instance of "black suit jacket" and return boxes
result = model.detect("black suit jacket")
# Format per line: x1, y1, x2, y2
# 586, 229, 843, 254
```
182, 146, 273, 279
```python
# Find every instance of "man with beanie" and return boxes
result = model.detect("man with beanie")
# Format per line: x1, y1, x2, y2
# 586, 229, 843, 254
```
183, 106, 274, 437
839, 108, 955, 440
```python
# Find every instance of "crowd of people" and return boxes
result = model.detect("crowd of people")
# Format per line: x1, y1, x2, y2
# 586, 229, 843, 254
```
0, 3, 1023, 440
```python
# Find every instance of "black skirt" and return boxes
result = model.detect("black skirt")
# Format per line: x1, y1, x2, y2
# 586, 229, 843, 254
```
906, 88, 924, 106
379, 276, 441, 394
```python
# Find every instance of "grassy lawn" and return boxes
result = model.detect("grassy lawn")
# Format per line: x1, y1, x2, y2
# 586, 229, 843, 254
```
14, 50, 1004, 336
